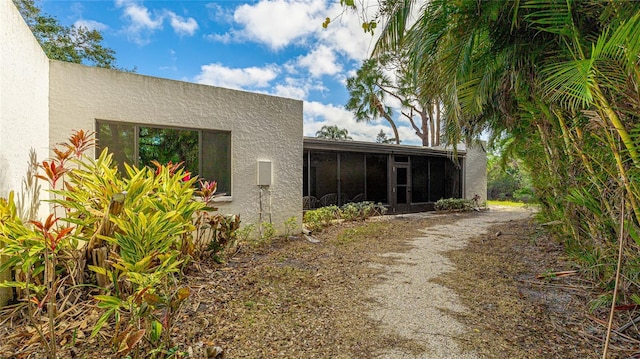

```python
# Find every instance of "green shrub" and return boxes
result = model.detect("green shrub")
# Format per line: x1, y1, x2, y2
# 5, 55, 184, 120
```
304, 202, 387, 231
283, 216, 298, 237
259, 221, 277, 242
0, 130, 239, 357
434, 198, 475, 212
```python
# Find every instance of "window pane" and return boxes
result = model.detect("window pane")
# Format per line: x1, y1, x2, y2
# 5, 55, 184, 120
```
445, 159, 461, 198
340, 153, 365, 204
411, 156, 429, 203
303, 151, 309, 196
202, 131, 231, 196
310, 152, 337, 206
96, 121, 135, 172
365, 155, 387, 203
139, 127, 199, 176
429, 157, 446, 201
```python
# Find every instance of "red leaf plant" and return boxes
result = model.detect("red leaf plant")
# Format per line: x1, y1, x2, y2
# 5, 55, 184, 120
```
35, 160, 68, 188
64, 129, 95, 158
31, 214, 74, 251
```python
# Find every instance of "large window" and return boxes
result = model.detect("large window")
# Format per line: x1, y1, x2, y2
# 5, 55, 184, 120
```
96, 121, 231, 195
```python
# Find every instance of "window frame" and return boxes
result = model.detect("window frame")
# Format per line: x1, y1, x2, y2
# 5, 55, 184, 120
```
96, 119, 232, 196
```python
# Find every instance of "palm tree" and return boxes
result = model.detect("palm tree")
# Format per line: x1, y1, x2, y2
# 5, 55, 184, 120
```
370, 0, 640, 312
345, 59, 400, 144
315, 125, 352, 140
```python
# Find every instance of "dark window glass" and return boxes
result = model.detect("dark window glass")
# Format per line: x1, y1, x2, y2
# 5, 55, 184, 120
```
411, 156, 429, 203
303, 151, 309, 196
202, 130, 231, 195
310, 152, 338, 206
396, 166, 408, 204
138, 127, 199, 176
96, 122, 135, 172
429, 157, 446, 201
444, 159, 461, 198
395, 155, 409, 162
365, 155, 387, 203
340, 153, 365, 204
96, 120, 231, 195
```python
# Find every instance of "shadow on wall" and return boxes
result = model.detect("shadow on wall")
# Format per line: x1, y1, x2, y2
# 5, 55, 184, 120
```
0, 156, 8, 197
0, 156, 10, 306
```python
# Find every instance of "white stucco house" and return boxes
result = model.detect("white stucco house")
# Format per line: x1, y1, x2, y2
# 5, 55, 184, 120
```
1, 1, 487, 305
1, 0, 305, 305
1, 0, 303, 228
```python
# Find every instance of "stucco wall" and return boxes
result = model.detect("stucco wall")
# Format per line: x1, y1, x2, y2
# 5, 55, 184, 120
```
463, 143, 488, 202
0, 1, 51, 306
49, 61, 303, 233
0, 1, 50, 204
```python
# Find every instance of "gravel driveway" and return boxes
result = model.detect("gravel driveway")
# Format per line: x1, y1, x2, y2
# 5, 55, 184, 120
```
368, 206, 535, 358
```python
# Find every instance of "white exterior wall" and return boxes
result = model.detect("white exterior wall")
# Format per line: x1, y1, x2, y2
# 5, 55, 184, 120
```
49, 61, 303, 233
0, 0, 50, 204
463, 143, 487, 202
0, 1, 51, 306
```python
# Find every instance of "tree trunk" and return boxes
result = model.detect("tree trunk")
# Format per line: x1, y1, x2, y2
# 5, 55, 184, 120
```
434, 100, 441, 146
383, 114, 401, 144
422, 107, 430, 146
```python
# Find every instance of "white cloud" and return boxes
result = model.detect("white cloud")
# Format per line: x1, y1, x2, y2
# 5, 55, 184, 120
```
166, 11, 199, 36
271, 77, 327, 100
204, 32, 232, 44
115, 1, 162, 44
231, 0, 327, 50
303, 101, 422, 145
206, 3, 234, 23
274, 84, 308, 100
74, 19, 108, 32
115, 1, 198, 44
194, 63, 280, 89
317, 2, 380, 61
297, 45, 341, 78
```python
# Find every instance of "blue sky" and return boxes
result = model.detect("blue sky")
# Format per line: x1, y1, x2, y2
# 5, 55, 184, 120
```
38, 0, 423, 145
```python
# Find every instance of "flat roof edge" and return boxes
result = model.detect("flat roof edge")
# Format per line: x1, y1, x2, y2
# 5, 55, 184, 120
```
303, 137, 466, 157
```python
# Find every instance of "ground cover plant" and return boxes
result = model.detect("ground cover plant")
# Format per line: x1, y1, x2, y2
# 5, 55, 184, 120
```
302, 201, 386, 232
359, 2, 640, 352
0, 130, 237, 358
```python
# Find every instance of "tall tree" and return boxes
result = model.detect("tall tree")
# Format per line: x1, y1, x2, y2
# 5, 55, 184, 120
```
345, 59, 401, 144
14, 0, 118, 68
369, 0, 640, 313
315, 125, 352, 140
348, 53, 442, 146
375, 129, 396, 144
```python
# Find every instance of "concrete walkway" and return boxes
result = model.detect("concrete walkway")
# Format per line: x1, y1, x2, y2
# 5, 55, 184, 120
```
368, 206, 534, 358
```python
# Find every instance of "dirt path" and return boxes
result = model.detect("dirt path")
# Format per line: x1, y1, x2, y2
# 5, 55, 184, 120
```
368, 206, 535, 358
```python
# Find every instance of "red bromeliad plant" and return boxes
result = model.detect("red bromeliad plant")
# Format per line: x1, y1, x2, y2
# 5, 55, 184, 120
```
1, 129, 240, 357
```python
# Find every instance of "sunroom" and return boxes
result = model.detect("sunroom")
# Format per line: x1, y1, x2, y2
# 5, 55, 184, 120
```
303, 138, 485, 214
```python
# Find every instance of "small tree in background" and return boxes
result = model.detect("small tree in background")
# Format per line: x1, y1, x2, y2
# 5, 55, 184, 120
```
315, 125, 352, 141
14, 0, 122, 69
375, 130, 397, 144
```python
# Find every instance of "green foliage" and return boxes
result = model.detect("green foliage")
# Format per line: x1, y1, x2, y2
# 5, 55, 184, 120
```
303, 202, 386, 232
367, 0, 640, 307
259, 222, 277, 242
13, 0, 121, 69
345, 58, 401, 144
315, 125, 353, 140
434, 198, 475, 212
375, 129, 396, 144
340, 201, 386, 221
487, 149, 535, 202
235, 223, 256, 243
0, 130, 239, 357
283, 216, 298, 237
198, 214, 240, 263
303, 205, 339, 232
